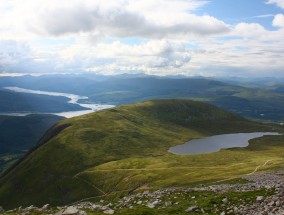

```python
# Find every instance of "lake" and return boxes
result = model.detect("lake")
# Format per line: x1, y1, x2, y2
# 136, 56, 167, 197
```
2, 87, 115, 118
169, 132, 280, 155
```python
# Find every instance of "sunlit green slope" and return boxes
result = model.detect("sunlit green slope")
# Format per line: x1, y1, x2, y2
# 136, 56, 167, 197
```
0, 99, 283, 209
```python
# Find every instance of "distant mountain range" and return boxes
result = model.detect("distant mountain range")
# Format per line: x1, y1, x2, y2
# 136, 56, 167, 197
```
1, 74, 284, 122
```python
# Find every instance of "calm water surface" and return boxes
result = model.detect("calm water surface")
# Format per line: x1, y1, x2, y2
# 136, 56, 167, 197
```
1, 87, 115, 118
169, 132, 280, 155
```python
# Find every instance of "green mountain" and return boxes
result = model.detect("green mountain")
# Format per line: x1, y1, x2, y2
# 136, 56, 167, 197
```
0, 100, 283, 209
0, 114, 64, 174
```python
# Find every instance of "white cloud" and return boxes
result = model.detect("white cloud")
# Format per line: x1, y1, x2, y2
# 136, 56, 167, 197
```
234, 23, 267, 38
56, 40, 192, 75
0, 0, 229, 40
266, 0, 284, 9
273, 14, 284, 27
0, 40, 70, 73
0, 41, 31, 67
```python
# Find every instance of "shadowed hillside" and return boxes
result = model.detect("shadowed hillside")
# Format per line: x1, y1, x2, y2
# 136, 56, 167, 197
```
0, 114, 64, 174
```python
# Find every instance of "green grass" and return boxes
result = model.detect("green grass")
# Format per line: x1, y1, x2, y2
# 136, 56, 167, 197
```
0, 99, 283, 209
78, 135, 284, 193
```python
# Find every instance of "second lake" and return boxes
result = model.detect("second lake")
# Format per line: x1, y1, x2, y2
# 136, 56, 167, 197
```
169, 132, 280, 155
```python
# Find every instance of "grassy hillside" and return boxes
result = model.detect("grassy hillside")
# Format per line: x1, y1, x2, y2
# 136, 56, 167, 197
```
0, 114, 64, 174
0, 100, 283, 209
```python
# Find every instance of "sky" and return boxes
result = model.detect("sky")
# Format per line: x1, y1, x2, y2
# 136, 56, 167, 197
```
0, 0, 284, 77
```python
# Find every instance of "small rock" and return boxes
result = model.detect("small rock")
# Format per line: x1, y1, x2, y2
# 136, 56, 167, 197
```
0, 206, 4, 213
137, 201, 142, 205
146, 200, 161, 208
146, 203, 155, 209
62, 206, 79, 215
92, 204, 103, 211
41, 204, 50, 210
268, 201, 275, 206
222, 198, 228, 204
54, 209, 64, 215
185, 206, 199, 213
220, 212, 226, 215
103, 209, 114, 214
256, 196, 265, 202
78, 211, 87, 215
165, 201, 172, 207
24, 205, 37, 211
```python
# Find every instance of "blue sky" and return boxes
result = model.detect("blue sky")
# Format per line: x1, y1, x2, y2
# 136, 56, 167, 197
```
0, 0, 283, 77
201, 0, 282, 29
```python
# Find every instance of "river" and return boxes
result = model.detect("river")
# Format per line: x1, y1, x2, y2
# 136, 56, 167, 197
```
1, 87, 115, 118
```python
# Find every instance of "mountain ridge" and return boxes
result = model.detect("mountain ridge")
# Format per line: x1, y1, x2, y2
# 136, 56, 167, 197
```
0, 99, 282, 209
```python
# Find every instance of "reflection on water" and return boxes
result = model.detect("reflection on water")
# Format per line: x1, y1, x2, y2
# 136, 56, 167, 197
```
1, 87, 115, 118
169, 132, 281, 155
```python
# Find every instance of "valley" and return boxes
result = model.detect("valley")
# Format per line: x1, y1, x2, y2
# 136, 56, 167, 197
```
1, 76, 284, 214
0, 89, 87, 114
1, 1, 284, 213
0, 99, 283, 211
1, 87, 114, 118
0, 114, 64, 175
1, 75, 284, 122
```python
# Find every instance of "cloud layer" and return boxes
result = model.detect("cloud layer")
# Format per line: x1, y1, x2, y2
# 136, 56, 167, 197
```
0, 0, 284, 77
0, 0, 229, 39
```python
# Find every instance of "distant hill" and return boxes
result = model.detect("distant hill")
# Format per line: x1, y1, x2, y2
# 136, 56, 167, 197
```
269, 84, 284, 94
1, 75, 284, 122
0, 100, 282, 209
0, 114, 64, 174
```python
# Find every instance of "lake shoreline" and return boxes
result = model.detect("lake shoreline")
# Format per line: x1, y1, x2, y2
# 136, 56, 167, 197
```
169, 132, 281, 155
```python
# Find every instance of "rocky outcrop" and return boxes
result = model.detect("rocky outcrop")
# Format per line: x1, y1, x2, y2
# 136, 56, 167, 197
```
1, 170, 283, 215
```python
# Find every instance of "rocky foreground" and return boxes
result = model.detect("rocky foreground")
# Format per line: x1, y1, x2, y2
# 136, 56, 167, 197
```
1, 170, 283, 215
